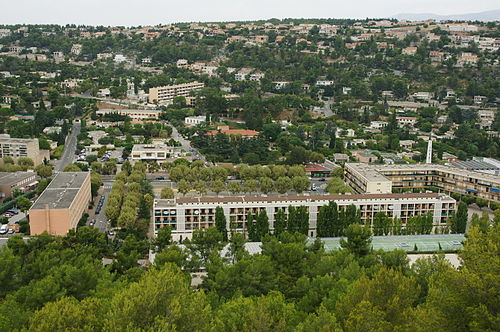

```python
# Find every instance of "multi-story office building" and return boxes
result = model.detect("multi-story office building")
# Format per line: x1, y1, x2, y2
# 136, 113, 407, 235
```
29, 172, 91, 236
0, 135, 49, 166
153, 193, 455, 240
95, 109, 162, 121
130, 144, 179, 161
0, 172, 37, 198
148, 81, 204, 104
345, 163, 500, 202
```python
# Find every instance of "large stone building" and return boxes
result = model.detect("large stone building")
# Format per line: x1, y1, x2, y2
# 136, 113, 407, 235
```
29, 172, 91, 236
345, 163, 500, 202
148, 81, 204, 104
0, 135, 50, 166
153, 193, 456, 241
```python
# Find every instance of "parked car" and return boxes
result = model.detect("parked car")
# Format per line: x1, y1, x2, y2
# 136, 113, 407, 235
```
7, 229, 14, 234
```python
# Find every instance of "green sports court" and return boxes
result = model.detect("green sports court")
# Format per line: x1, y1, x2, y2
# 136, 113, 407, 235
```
316, 234, 466, 252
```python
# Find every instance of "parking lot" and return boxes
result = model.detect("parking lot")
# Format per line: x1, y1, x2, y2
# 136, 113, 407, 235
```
1, 209, 24, 236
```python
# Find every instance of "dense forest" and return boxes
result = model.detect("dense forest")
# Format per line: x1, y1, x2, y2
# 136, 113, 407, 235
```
0, 221, 497, 331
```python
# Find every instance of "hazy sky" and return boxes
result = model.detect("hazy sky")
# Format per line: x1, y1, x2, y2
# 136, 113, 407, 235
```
1, 0, 498, 26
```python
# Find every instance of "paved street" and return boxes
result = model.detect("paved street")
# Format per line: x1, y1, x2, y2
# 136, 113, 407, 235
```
88, 180, 113, 233
54, 121, 81, 172
165, 121, 205, 161
312, 99, 334, 117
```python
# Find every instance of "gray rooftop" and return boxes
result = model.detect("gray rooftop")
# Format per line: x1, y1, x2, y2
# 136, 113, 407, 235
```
0, 172, 35, 185
450, 160, 500, 171
31, 172, 89, 210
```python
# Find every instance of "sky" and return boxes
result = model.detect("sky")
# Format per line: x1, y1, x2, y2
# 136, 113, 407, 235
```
1, 0, 498, 26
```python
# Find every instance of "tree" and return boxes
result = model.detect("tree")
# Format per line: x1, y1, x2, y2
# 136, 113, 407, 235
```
275, 176, 292, 194
259, 177, 274, 194
274, 209, 287, 237
35, 164, 52, 178
373, 212, 390, 236
452, 201, 468, 233
185, 227, 223, 264
291, 176, 310, 194
63, 164, 82, 172
215, 206, 228, 241
105, 264, 211, 331
326, 177, 352, 194
16, 196, 32, 212
154, 226, 172, 252
212, 179, 225, 196
17, 157, 34, 169
246, 211, 256, 241
244, 179, 259, 194
227, 181, 242, 195
316, 201, 339, 237
177, 180, 190, 196
340, 223, 372, 257
255, 210, 270, 241
160, 187, 174, 199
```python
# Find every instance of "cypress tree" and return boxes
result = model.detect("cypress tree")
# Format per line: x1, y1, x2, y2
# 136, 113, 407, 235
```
256, 210, 269, 240
274, 209, 287, 237
215, 206, 228, 241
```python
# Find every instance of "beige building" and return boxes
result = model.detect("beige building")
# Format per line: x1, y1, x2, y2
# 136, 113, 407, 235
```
148, 81, 204, 104
130, 144, 179, 161
95, 108, 162, 122
153, 193, 456, 240
345, 163, 500, 202
29, 172, 91, 236
0, 172, 37, 198
0, 135, 49, 166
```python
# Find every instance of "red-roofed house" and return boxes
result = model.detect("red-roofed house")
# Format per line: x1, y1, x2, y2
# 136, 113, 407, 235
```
305, 163, 331, 178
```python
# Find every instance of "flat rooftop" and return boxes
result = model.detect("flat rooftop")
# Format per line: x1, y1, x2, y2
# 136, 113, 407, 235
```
0, 172, 35, 185
31, 172, 89, 210
347, 163, 500, 185
132, 144, 169, 151
0, 136, 37, 144
154, 192, 452, 208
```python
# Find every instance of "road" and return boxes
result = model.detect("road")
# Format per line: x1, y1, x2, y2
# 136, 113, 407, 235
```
88, 180, 113, 233
312, 99, 334, 117
166, 121, 205, 161
54, 121, 81, 172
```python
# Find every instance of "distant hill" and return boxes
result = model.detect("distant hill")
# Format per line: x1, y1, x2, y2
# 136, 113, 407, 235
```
392, 9, 500, 22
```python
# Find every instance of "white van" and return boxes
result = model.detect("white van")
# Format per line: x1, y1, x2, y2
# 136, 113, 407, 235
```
0, 224, 9, 234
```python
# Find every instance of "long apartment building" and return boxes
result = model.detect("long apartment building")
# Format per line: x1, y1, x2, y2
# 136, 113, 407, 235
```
153, 193, 456, 241
148, 81, 204, 104
29, 172, 91, 236
0, 135, 49, 166
95, 108, 162, 121
345, 163, 500, 202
